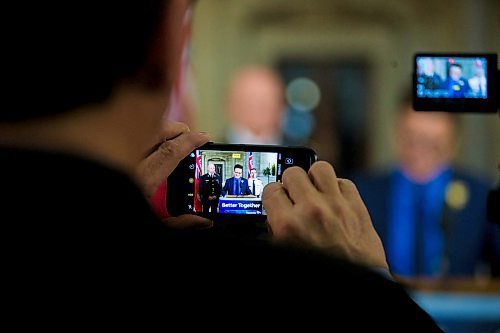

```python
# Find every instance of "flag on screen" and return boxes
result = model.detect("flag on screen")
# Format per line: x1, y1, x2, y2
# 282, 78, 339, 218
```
194, 152, 202, 212
248, 152, 253, 177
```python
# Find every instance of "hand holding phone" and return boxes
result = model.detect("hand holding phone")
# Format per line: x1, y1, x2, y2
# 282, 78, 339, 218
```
263, 162, 388, 269
137, 121, 209, 198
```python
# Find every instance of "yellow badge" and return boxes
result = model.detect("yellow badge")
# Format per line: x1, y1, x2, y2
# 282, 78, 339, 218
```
445, 180, 469, 210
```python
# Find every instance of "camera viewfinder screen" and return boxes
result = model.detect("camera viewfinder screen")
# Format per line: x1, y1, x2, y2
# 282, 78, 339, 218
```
185, 150, 291, 215
416, 56, 488, 99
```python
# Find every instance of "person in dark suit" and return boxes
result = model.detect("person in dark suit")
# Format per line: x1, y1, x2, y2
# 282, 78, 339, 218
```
224, 66, 286, 145
222, 164, 252, 196
199, 162, 222, 212
440, 63, 471, 98
1, 1, 443, 331
353, 99, 499, 278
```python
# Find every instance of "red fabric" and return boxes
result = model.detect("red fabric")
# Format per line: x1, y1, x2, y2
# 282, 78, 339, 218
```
248, 152, 253, 178
150, 180, 169, 219
194, 152, 202, 212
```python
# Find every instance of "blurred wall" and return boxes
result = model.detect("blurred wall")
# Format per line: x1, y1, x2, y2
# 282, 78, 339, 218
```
190, 0, 500, 180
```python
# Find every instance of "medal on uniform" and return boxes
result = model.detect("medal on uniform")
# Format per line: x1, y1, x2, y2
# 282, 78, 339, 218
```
445, 180, 469, 210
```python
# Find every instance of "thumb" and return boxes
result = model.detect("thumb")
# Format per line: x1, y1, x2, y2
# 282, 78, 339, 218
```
162, 214, 214, 230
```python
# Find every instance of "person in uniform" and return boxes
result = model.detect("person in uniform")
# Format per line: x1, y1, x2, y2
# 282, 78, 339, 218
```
199, 163, 222, 213
248, 168, 264, 197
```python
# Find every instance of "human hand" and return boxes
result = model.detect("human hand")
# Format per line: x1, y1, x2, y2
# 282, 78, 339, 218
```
262, 161, 388, 269
208, 196, 216, 200
137, 121, 211, 230
137, 121, 209, 198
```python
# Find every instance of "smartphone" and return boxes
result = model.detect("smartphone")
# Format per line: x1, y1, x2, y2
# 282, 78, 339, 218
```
167, 143, 317, 222
413, 53, 498, 112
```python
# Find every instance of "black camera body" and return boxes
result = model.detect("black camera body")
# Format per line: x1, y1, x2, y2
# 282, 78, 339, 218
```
413, 53, 498, 113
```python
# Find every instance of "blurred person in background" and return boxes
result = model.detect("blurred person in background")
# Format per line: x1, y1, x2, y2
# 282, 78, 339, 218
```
353, 94, 500, 278
224, 65, 286, 144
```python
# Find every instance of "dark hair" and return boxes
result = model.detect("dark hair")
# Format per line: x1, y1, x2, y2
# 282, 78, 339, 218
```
251, 168, 257, 172
234, 164, 243, 171
449, 63, 463, 72
3, 1, 167, 122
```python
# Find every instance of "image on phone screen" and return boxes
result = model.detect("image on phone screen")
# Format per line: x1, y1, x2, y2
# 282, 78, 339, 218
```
167, 144, 316, 217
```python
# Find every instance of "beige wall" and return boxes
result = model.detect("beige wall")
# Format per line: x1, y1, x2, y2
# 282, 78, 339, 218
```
190, 0, 500, 180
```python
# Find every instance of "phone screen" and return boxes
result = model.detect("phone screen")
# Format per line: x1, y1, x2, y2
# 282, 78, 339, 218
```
167, 144, 316, 217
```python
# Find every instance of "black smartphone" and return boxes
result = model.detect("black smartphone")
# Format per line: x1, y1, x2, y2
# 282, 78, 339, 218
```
413, 53, 498, 113
167, 143, 317, 223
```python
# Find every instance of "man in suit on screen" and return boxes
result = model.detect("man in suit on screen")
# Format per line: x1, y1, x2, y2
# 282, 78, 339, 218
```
222, 164, 252, 196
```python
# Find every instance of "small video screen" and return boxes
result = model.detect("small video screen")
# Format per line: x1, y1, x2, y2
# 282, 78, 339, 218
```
416, 56, 488, 99
193, 150, 279, 215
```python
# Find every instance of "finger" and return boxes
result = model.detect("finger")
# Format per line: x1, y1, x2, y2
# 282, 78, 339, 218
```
154, 130, 209, 173
337, 178, 362, 202
281, 166, 317, 203
145, 121, 191, 157
158, 129, 210, 167
147, 125, 209, 160
262, 182, 294, 214
162, 214, 213, 230
307, 161, 341, 196
262, 182, 294, 234
158, 121, 191, 141
338, 178, 371, 220
137, 131, 209, 196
